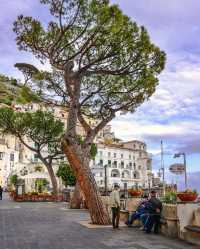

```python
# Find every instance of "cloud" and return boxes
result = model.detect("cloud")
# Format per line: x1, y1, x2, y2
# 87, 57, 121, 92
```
112, 0, 200, 53
111, 53, 200, 158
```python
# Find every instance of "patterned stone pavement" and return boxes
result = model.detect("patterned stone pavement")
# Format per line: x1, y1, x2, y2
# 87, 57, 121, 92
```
0, 194, 199, 249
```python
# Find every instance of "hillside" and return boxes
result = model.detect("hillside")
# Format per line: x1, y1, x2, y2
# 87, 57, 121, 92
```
0, 74, 39, 106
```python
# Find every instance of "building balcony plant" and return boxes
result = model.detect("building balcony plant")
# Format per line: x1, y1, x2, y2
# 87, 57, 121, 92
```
177, 189, 198, 202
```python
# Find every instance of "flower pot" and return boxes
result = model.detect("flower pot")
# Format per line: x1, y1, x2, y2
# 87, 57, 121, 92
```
177, 192, 198, 202
128, 189, 142, 197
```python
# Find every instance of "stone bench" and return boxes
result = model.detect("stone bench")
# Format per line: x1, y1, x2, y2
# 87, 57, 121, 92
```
185, 225, 200, 233
184, 225, 200, 246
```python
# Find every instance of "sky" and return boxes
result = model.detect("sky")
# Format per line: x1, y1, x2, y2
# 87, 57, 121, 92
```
0, 0, 200, 190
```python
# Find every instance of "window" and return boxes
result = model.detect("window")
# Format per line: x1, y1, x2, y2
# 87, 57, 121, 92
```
138, 165, 142, 170
133, 163, 136, 170
34, 142, 39, 150
0, 139, 5, 145
111, 169, 120, 177
0, 152, 3, 160
100, 180, 103, 185
99, 151, 103, 157
100, 172, 103, 177
19, 153, 23, 162
121, 154, 123, 158
108, 160, 111, 166
113, 161, 117, 168
121, 161, 124, 168
99, 159, 103, 166
10, 153, 14, 161
108, 152, 111, 157
34, 154, 39, 162
114, 153, 117, 158
129, 154, 131, 159
139, 152, 142, 158
129, 162, 132, 169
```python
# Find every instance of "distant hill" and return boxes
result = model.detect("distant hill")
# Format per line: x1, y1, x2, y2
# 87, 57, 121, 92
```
0, 74, 39, 106
0, 74, 20, 106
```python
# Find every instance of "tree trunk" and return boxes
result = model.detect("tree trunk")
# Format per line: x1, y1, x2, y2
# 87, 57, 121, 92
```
42, 161, 58, 196
70, 182, 82, 209
62, 140, 111, 225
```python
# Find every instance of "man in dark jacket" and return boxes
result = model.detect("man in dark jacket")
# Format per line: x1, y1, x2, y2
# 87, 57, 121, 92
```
0, 186, 3, 200
141, 191, 162, 233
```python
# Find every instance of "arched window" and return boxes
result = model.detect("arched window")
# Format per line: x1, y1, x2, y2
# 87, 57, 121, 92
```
133, 171, 140, 179
122, 170, 130, 178
111, 169, 120, 178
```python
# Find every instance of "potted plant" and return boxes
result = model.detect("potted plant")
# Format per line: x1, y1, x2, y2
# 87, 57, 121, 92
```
163, 191, 177, 204
177, 189, 198, 202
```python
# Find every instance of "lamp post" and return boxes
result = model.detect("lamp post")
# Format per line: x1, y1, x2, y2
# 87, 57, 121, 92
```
104, 164, 108, 195
160, 140, 165, 196
173, 152, 187, 189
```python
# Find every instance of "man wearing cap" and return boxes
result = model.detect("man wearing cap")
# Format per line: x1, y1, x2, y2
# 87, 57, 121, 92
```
110, 184, 120, 229
141, 190, 162, 233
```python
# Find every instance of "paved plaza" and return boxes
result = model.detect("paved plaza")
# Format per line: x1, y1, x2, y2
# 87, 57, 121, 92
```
0, 195, 199, 249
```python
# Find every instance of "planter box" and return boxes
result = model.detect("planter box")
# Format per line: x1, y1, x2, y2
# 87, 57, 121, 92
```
128, 190, 142, 197
177, 193, 198, 202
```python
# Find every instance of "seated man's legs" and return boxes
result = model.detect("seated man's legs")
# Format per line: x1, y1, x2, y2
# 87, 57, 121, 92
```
143, 214, 154, 233
140, 213, 148, 226
126, 211, 141, 226
153, 215, 161, 234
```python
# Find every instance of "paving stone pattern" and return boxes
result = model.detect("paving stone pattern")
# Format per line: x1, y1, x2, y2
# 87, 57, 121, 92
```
0, 195, 199, 249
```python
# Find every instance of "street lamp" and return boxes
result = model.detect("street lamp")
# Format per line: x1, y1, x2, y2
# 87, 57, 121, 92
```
173, 152, 187, 189
160, 140, 165, 196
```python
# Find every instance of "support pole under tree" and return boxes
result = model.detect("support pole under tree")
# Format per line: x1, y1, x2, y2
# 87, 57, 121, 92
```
104, 164, 108, 196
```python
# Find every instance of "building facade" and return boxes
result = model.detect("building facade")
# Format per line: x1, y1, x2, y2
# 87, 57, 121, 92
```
91, 140, 152, 190
0, 103, 153, 191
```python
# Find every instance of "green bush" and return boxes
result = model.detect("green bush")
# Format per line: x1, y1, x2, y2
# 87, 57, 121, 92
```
163, 192, 177, 204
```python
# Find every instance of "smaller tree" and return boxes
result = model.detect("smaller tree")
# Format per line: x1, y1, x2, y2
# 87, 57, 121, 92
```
0, 108, 65, 195
10, 174, 18, 186
56, 162, 76, 187
35, 179, 49, 193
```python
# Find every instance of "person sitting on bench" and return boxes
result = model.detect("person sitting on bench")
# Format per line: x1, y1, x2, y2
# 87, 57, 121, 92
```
125, 195, 149, 227
141, 190, 162, 234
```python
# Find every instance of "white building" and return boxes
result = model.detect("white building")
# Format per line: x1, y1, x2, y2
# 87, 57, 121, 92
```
91, 140, 152, 190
